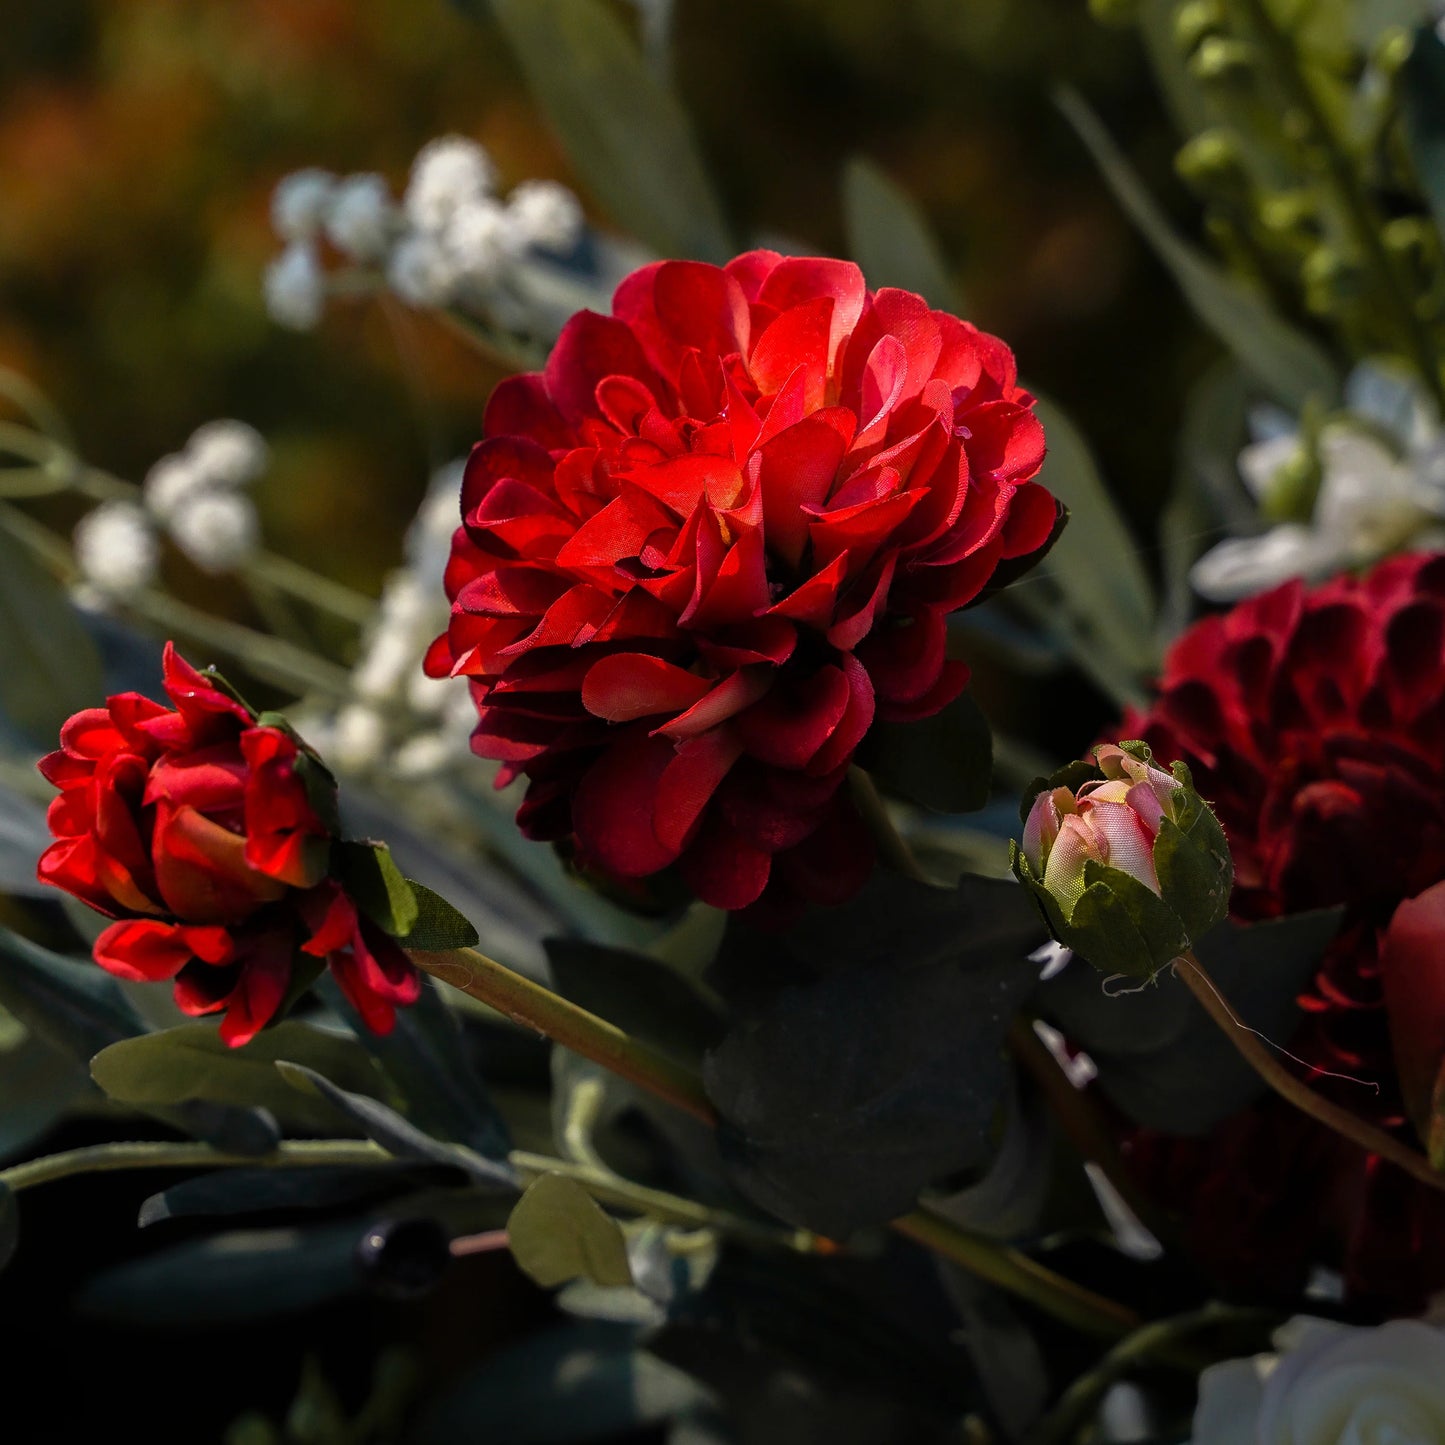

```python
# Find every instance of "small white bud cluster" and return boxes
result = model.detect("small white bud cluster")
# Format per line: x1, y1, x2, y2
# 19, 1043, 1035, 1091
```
263, 138, 586, 328
311, 460, 476, 781
73, 420, 270, 605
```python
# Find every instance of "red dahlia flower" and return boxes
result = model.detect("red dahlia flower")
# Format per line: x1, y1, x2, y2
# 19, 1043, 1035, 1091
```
426, 252, 1058, 910
1122, 551, 1445, 1302
37, 644, 420, 1045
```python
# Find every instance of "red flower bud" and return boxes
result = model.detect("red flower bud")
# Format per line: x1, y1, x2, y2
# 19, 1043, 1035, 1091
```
36, 643, 420, 1046
426, 252, 1059, 914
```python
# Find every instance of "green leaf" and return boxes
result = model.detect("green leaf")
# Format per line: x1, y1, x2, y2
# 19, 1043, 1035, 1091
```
1039, 908, 1344, 1134
334, 841, 420, 938
90, 1020, 390, 1134
1056, 86, 1339, 411
0, 1032, 91, 1163
275, 1060, 516, 1188
858, 687, 993, 814
508, 1174, 634, 1289
487, 0, 731, 261
398, 882, 480, 952
318, 973, 508, 1157
842, 158, 960, 310
0, 1181, 16, 1273
1030, 395, 1157, 671
0, 528, 104, 746
1403, 24, 1445, 250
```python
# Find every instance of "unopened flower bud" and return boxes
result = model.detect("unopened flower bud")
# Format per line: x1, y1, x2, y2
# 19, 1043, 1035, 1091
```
1301, 246, 1365, 316
1258, 190, 1321, 245
1175, 129, 1249, 198
1173, 0, 1224, 55
1371, 26, 1414, 80
1189, 36, 1256, 85
1011, 741, 1233, 978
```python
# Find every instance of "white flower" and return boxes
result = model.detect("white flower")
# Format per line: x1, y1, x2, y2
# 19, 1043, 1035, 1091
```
142, 452, 208, 523
325, 173, 397, 262
1190, 524, 1340, 602
506, 179, 584, 253
393, 731, 458, 780
1191, 1316, 1445, 1445
186, 419, 269, 488
407, 667, 458, 718
264, 242, 326, 330
444, 196, 523, 287
168, 491, 260, 574
352, 623, 421, 703
270, 169, 337, 242
331, 704, 387, 773
386, 232, 459, 308
404, 136, 496, 233
406, 460, 466, 586
73, 502, 158, 601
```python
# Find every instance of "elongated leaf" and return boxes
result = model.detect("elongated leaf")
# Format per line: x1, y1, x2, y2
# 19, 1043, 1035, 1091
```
1057, 87, 1339, 410
91, 1020, 391, 1135
508, 1173, 634, 1289
488, 0, 731, 261
842, 158, 959, 310
1403, 24, 1445, 249
276, 1061, 517, 1188
1031, 394, 1158, 671
0, 782, 55, 898
319, 974, 509, 1157
0, 1033, 90, 1162
334, 841, 419, 938
0, 528, 104, 745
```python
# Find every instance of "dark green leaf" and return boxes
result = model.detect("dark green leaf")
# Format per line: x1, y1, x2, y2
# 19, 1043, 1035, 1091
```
704, 872, 1047, 1235
413, 1323, 712, 1445
399, 882, 480, 951
0, 782, 55, 899
507, 1173, 634, 1288
138, 1162, 454, 1228
488, 0, 731, 261
319, 973, 508, 1157
1056, 86, 1339, 410
1038, 908, 1344, 1134
0, 528, 104, 745
842, 157, 959, 309
79, 1222, 366, 1324
0, 1181, 16, 1272
545, 939, 723, 1070
0, 1031, 91, 1162
90, 1020, 392, 1135
334, 840, 420, 938
1404, 25, 1445, 248
858, 687, 993, 814
275, 1061, 517, 1189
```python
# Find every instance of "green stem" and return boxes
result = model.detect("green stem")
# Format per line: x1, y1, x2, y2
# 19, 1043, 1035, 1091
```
1023, 1304, 1277, 1445
1177, 952, 1445, 1191
0, 1139, 388, 1193
413, 944, 1142, 1340
1234, 0, 1443, 404
245, 551, 375, 627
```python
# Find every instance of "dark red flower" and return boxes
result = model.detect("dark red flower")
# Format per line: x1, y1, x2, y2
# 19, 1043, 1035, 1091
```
427, 252, 1057, 911
1121, 551, 1445, 1302
37, 643, 420, 1045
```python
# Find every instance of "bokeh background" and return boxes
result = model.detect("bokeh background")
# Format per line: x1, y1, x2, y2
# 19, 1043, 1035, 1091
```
0, 0, 1213, 1435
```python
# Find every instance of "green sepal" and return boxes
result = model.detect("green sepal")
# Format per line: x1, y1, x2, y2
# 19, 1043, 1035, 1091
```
395, 882, 479, 952
1069, 860, 1190, 978
1011, 840, 1073, 945
333, 841, 420, 939
1154, 806, 1232, 943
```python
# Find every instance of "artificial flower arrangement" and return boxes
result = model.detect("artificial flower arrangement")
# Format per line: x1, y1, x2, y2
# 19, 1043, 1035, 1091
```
3, 0, 1445, 1441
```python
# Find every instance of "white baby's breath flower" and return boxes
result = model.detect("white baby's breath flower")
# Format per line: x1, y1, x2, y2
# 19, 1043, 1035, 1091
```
186, 419, 269, 488
507, 179, 584, 253
352, 624, 420, 703
386, 232, 459, 308
407, 667, 458, 717
406, 461, 466, 585
73, 502, 158, 601
142, 452, 208, 523
1191, 1316, 1445, 1445
271, 169, 337, 242
444, 196, 522, 287
405, 136, 497, 233
324, 173, 397, 262
331, 704, 387, 773
168, 491, 260, 574
264, 242, 326, 330
392, 731, 457, 780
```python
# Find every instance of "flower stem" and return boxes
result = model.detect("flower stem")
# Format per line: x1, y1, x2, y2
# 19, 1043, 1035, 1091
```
413, 944, 1142, 1339
0, 1139, 388, 1193
1177, 952, 1445, 1191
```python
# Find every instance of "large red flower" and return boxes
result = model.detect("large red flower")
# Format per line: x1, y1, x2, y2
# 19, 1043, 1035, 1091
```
426, 252, 1057, 911
1122, 551, 1445, 1303
37, 643, 420, 1045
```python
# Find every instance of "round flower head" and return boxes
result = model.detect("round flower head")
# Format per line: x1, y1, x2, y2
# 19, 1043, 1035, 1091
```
427, 251, 1059, 914
270, 168, 336, 242
186, 419, 269, 489
73, 501, 158, 602
36, 644, 424, 1044
324, 172, 397, 262
1013, 741, 1232, 977
265, 242, 326, 331
169, 490, 260, 574
404, 135, 496, 233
